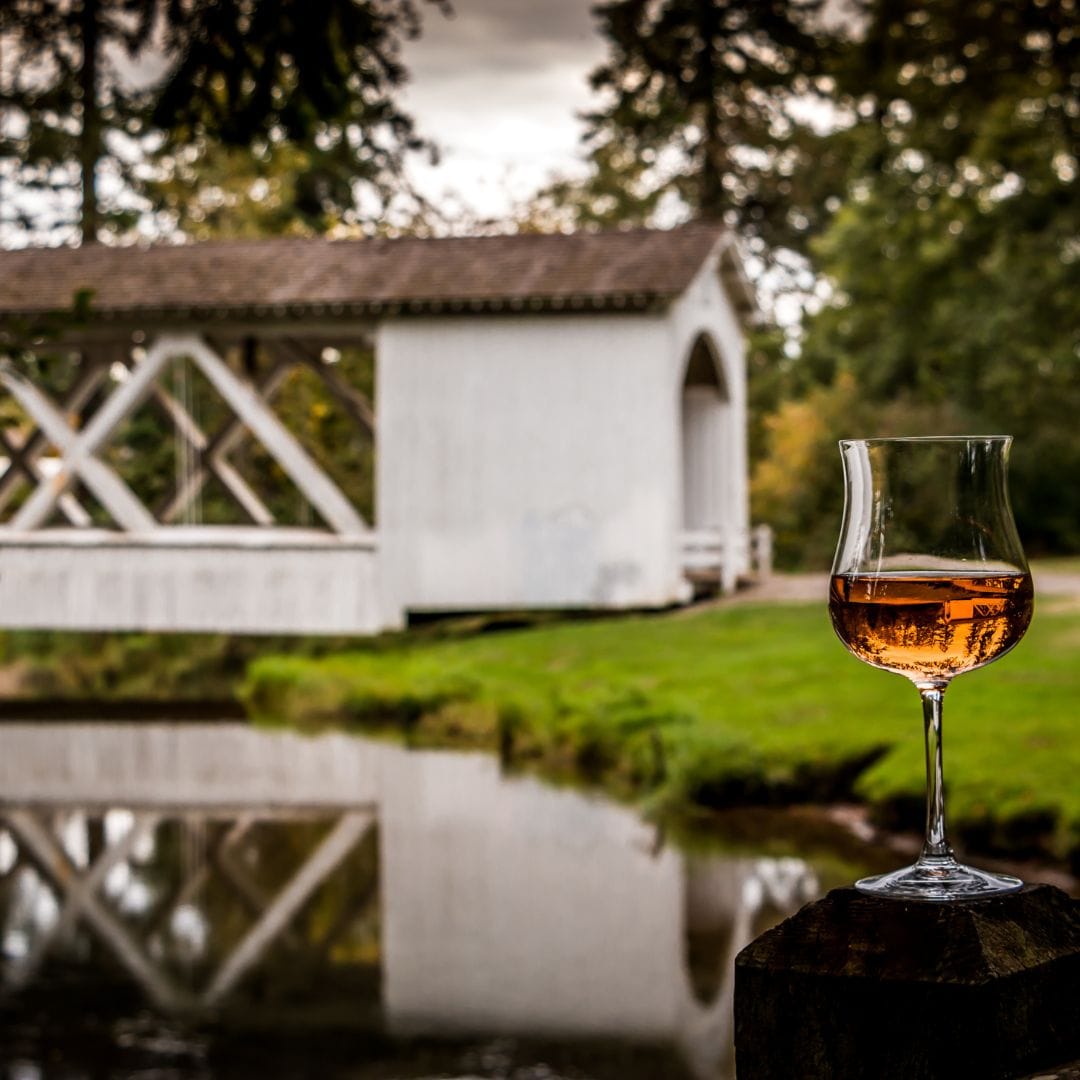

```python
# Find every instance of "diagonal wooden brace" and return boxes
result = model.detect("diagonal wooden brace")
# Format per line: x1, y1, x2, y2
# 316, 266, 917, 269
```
6, 811, 160, 990
0, 353, 168, 532
151, 382, 275, 527
0, 361, 108, 526
275, 337, 376, 439
2, 808, 187, 1010
203, 809, 374, 1004
151, 334, 369, 536
0, 424, 93, 527
156, 359, 292, 525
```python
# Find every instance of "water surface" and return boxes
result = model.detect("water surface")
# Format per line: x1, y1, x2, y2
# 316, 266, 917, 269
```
0, 721, 874, 1079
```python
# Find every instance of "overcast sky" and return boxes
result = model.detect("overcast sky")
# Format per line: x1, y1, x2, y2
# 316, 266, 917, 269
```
400, 0, 607, 219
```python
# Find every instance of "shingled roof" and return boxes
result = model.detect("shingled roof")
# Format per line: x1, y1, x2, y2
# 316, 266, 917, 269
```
0, 223, 755, 326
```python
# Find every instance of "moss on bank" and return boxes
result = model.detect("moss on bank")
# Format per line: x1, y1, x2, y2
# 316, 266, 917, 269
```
241, 599, 1080, 871
0, 631, 263, 701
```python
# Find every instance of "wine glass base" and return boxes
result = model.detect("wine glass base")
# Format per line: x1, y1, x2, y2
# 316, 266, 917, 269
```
856, 858, 1022, 902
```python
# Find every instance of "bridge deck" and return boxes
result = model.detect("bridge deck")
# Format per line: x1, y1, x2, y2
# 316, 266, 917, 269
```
0, 528, 387, 634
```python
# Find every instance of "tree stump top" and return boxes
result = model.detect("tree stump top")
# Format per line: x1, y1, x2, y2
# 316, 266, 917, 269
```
739, 883, 1080, 984
735, 884, 1080, 1079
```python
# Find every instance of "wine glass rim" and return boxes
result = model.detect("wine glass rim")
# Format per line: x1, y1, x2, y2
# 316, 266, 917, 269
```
840, 435, 1012, 446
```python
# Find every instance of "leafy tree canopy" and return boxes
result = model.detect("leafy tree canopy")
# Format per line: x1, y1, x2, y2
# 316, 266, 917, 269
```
552, 0, 1078, 559
796, 0, 1080, 552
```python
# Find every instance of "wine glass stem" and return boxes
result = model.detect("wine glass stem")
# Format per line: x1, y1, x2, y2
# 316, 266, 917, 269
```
919, 685, 952, 860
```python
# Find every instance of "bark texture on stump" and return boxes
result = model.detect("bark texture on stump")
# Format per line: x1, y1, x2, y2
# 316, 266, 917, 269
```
734, 884, 1080, 1080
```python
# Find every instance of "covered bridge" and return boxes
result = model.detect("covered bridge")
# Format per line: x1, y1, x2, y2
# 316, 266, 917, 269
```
0, 223, 756, 634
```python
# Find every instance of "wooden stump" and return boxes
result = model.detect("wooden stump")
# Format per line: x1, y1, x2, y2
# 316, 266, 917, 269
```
734, 884, 1080, 1080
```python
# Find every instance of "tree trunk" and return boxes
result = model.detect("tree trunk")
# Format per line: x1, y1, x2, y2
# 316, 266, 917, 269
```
698, 0, 727, 220
78, 0, 100, 244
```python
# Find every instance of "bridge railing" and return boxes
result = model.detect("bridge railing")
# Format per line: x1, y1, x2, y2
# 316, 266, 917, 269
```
680, 523, 772, 595
0, 334, 392, 633
0, 333, 373, 537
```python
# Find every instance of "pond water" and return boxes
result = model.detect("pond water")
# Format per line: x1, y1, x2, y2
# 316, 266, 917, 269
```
0, 720, 887, 1079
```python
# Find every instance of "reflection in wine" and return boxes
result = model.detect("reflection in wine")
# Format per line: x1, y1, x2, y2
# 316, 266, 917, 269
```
829, 572, 1033, 683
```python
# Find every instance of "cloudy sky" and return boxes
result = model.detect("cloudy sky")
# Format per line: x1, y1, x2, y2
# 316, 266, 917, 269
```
400, 0, 608, 218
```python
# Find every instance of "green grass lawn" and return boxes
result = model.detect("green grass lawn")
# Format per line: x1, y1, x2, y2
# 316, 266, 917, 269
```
242, 597, 1080, 868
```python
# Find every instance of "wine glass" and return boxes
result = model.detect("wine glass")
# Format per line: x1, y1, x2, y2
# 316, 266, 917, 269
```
828, 436, 1033, 900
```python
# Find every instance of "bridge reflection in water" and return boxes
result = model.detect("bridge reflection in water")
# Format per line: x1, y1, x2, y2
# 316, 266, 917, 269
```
0, 723, 820, 1079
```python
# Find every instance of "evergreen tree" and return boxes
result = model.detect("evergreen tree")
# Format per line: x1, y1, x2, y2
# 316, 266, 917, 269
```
0, 0, 446, 244
558, 0, 830, 251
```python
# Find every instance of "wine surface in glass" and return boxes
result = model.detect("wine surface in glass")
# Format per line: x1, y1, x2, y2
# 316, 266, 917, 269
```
829, 572, 1033, 681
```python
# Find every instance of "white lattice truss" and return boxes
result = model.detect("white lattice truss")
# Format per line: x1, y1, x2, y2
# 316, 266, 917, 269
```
1, 805, 377, 1011
0, 333, 373, 538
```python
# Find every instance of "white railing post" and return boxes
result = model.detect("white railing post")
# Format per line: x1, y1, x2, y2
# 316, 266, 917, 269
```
752, 524, 774, 579
720, 526, 738, 595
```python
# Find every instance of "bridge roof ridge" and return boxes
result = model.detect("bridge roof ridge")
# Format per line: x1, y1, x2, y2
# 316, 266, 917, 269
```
0, 222, 747, 324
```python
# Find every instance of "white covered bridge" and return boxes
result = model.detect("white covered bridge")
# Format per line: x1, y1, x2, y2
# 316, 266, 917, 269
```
0, 224, 757, 634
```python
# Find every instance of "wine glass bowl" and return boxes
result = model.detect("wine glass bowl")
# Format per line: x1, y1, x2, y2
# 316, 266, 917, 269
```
829, 571, 1033, 684
828, 437, 1033, 900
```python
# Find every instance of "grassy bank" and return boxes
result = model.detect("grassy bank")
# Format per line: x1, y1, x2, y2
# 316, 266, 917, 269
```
242, 596, 1080, 871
